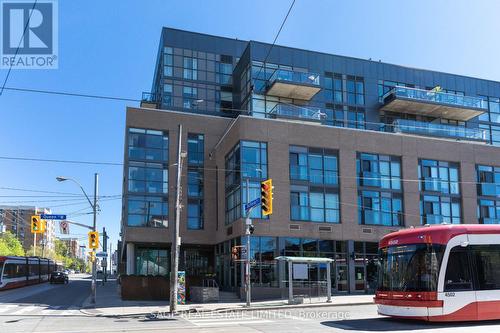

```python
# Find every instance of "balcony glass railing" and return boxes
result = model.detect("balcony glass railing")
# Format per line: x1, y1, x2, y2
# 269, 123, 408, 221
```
383, 86, 488, 110
268, 69, 320, 86
268, 104, 325, 122
141, 92, 160, 103
423, 214, 443, 225
478, 183, 500, 197
362, 210, 398, 226
422, 177, 442, 192
480, 217, 500, 224
393, 119, 488, 141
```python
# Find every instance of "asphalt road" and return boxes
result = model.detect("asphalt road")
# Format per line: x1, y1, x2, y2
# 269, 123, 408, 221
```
3, 279, 500, 332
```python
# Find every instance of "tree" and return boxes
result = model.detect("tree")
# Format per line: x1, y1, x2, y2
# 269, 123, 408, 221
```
0, 231, 25, 256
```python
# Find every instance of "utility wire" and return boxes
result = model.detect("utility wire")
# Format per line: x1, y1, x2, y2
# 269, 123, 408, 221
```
253, 0, 296, 84
1, 86, 141, 102
0, 156, 122, 166
0, 0, 38, 96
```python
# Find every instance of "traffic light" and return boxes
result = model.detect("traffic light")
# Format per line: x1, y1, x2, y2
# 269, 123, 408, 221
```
231, 246, 238, 261
31, 215, 41, 234
88, 231, 99, 249
40, 220, 47, 233
89, 251, 96, 263
260, 179, 273, 216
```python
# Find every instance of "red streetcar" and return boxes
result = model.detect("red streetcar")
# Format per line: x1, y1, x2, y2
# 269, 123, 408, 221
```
375, 224, 500, 321
0, 256, 59, 291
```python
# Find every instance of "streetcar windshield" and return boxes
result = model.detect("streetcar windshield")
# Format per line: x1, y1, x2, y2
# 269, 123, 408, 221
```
378, 244, 445, 292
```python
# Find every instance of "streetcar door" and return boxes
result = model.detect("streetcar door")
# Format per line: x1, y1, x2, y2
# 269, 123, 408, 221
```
470, 244, 500, 320
442, 245, 477, 320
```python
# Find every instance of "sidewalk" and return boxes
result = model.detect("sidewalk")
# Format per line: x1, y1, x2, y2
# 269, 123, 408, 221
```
80, 279, 374, 317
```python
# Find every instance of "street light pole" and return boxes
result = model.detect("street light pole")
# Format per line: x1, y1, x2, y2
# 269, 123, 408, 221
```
56, 173, 98, 305
245, 178, 251, 307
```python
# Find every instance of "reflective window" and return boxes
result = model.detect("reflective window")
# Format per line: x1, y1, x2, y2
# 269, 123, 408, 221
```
419, 159, 460, 195
136, 248, 169, 276
290, 146, 338, 185
421, 195, 461, 224
471, 245, 500, 290
128, 196, 168, 228
357, 153, 401, 190
183, 57, 198, 80
290, 185, 339, 223
225, 141, 268, 224
187, 133, 204, 229
444, 247, 472, 291
128, 128, 168, 161
128, 162, 168, 194
358, 190, 403, 226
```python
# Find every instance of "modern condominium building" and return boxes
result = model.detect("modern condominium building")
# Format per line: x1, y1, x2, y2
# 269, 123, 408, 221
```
120, 28, 500, 296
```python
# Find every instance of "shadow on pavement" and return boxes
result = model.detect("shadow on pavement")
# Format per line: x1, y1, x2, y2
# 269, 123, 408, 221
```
321, 317, 500, 331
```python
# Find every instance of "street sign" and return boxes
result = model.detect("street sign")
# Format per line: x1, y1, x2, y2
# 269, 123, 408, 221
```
244, 198, 260, 212
60, 221, 69, 234
41, 214, 66, 220
96, 252, 108, 258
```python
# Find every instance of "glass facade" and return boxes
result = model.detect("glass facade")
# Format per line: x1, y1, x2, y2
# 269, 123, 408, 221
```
289, 146, 339, 223
225, 141, 268, 224
135, 248, 169, 275
187, 134, 204, 229
477, 165, 500, 224
419, 159, 461, 224
127, 128, 168, 228
357, 153, 403, 226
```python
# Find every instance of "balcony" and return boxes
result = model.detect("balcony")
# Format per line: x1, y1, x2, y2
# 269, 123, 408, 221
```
265, 69, 321, 100
423, 214, 443, 225
480, 217, 500, 224
392, 119, 488, 142
381, 86, 487, 121
140, 92, 160, 109
477, 183, 500, 196
268, 104, 325, 122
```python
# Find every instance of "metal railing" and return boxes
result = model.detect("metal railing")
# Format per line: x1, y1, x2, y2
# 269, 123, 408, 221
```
383, 86, 487, 110
141, 92, 160, 104
393, 119, 488, 141
268, 69, 320, 86
268, 103, 325, 121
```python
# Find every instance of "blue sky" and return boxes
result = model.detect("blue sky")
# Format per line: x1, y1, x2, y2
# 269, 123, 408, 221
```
1, 0, 499, 255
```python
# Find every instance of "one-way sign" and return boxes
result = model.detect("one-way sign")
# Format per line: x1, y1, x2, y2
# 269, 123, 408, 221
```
40, 214, 67, 220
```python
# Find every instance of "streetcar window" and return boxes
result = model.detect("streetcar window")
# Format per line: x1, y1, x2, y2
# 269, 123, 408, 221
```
3, 263, 27, 278
444, 247, 472, 291
471, 245, 500, 290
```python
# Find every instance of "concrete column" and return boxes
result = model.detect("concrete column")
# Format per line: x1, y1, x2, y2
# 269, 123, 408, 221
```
126, 243, 135, 275
347, 240, 355, 293
288, 261, 293, 304
326, 262, 332, 302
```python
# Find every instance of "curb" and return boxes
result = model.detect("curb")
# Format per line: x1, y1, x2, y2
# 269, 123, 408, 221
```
78, 300, 374, 318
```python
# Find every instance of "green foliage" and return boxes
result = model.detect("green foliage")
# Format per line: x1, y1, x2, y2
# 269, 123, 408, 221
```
0, 231, 25, 256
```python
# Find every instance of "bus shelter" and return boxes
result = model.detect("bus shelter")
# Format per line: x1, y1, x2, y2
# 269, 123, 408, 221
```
275, 256, 334, 304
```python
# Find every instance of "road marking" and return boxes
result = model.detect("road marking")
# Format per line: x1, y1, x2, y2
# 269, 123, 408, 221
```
0, 304, 18, 313
12, 305, 37, 314
40, 305, 62, 315
184, 313, 273, 327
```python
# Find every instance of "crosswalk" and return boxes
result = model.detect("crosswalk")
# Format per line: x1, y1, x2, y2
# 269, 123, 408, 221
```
0, 304, 82, 316
181, 312, 274, 327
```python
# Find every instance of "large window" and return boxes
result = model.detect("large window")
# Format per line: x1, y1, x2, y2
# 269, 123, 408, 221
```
357, 153, 403, 226
241, 236, 278, 287
421, 195, 461, 224
225, 141, 268, 224
444, 246, 472, 291
290, 185, 339, 223
471, 245, 500, 290
135, 248, 169, 276
163, 47, 173, 77
289, 146, 339, 223
378, 244, 445, 292
477, 165, 500, 198
477, 199, 500, 224
357, 153, 401, 190
346, 76, 364, 106
419, 159, 460, 195
127, 128, 168, 228
187, 134, 204, 230
358, 190, 403, 226
128, 195, 168, 228
183, 57, 198, 80
290, 146, 338, 184
128, 128, 168, 161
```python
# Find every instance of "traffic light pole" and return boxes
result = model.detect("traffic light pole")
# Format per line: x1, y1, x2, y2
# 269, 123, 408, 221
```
91, 173, 98, 305
245, 178, 251, 307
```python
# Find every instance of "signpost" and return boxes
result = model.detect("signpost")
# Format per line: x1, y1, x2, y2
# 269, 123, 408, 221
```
244, 198, 260, 213
41, 214, 66, 220
96, 252, 108, 258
